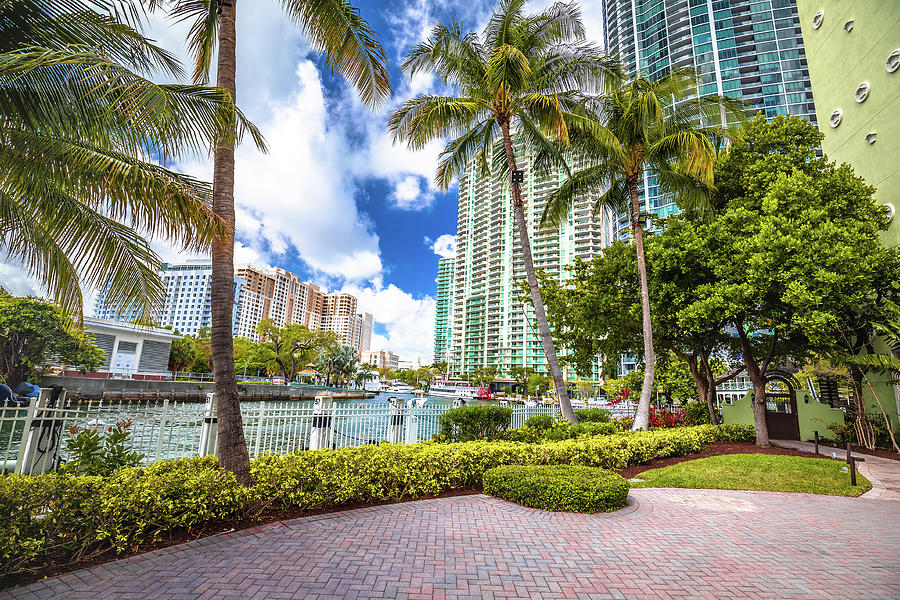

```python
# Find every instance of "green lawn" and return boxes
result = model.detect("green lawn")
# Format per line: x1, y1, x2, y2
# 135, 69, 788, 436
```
631, 454, 871, 497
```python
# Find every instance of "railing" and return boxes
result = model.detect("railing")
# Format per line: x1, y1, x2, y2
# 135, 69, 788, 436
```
1, 398, 562, 474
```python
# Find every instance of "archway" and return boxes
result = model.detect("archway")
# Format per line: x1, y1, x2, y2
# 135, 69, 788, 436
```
765, 372, 800, 440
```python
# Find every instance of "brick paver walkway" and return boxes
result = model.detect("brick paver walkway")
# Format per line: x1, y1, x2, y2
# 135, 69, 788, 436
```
4, 490, 899, 600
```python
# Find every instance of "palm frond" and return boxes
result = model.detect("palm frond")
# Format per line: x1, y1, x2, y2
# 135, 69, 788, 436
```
280, 0, 391, 107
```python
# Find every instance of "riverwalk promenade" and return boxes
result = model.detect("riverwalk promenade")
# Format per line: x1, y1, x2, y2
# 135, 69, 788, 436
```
5, 486, 899, 600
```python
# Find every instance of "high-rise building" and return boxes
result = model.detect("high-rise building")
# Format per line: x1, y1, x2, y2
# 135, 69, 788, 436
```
433, 257, 455, 364
795, 0, 898, 246
603, 0, 818, 229
233, 266, 373, 352
93, 260, 244, 337
448, 142, 613, 379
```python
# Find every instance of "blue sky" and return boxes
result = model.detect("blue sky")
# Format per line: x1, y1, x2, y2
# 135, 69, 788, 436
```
0, 0, 606, 361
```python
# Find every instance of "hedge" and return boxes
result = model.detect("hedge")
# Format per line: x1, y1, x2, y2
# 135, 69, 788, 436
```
0, 456, 248, 579
438, 405, 514, 441
483, 465, 629, 512
0, 424, 752, 579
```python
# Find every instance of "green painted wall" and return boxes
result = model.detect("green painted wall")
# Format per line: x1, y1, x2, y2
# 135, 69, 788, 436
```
797, 0, 900, 245
722, 390, 846, 442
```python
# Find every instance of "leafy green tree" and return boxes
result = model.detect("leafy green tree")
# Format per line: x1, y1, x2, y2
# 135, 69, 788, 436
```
316, 345, 358, 387
168, 336, 198, 373
162, 0, 390, 484
541, 69, 742, 430
468, 366, 499, 387
233, 337, 267, 378
509, 365, 535, 395
0, 295, 104, 388
0, 0, 262, 317
389, 0, 620, 423
685, 115, 895, 445
256, 320, 338, 382
526, 372, 551, 397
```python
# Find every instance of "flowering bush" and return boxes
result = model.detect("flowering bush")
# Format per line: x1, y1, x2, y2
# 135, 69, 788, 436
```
63, 419, 144, 476
648, 406, 690, 428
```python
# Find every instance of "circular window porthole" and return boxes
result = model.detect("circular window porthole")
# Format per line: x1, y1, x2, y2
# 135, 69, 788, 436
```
865, 132, 877, 145
855, 82, 870, 102
812, 10, 824, 29
883, 203, 896, 222
829, 109, 842, 128
843, 19, 854, 32
888, 49, 900, 73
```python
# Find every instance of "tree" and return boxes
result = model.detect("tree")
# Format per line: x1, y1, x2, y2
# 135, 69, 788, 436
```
689, 115, 895, 445
168, 337, 198, 373
509, 365, 535, 394
388, 0, 620, 424
0, 0, 262, 317
354, 364, 377, 389
526, 372, 551, 397
163, 0, 390, 484
468, 366, 499, 388
255, 320, 338, 382
0, 295, 104, 388
233, 337, 266, 377
542, 69, 742, 430
316, 345, 358, 387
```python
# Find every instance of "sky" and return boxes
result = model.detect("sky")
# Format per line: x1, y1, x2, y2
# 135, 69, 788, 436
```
0, 0, 606, 363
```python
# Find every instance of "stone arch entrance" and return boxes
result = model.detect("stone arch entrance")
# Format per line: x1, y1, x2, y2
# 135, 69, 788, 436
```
765, 372, 800, 440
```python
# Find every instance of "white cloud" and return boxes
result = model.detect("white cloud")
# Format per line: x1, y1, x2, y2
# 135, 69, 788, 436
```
388, 175, 435, 210
428, 234, 456, 258
0, 263, 44, 297
340, 281, 436, 363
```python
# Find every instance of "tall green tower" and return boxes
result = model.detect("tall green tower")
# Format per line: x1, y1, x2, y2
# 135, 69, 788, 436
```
796, 0, 899, 245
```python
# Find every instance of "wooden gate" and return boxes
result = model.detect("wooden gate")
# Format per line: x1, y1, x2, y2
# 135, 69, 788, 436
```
765, 374, 800, 440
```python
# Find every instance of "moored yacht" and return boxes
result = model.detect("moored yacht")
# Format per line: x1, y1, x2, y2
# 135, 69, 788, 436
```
428, 380, 487, 400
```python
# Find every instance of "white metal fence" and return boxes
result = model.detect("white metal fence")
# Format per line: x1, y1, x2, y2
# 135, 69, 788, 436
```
1, 397, 566, 475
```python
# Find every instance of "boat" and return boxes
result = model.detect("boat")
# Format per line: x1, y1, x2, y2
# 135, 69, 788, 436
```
428, 380, 488, 400
384, 381, 415, 393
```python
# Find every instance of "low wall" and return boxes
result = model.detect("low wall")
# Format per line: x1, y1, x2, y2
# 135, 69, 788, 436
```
40, 376, 372, 402
722, 390, 845, 441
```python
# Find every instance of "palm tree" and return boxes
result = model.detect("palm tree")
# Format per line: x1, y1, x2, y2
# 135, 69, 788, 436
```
388, 0, 619, 424
354, 362, 376, 389
160, 0, 391, 483
542, 69, 742, 430
0, 0, 263, 317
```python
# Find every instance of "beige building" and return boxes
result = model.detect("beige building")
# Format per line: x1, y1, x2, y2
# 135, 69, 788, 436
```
361, 350, 399, 370
234, 265, 372, 353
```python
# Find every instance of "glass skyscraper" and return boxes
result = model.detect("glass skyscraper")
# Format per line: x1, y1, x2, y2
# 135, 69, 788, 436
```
433, 256, 455, 364
603, 0, 818, 228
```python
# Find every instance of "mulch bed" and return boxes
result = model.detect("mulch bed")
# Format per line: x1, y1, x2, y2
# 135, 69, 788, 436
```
615, 442, 833, 479
1, 441, 853, 590
848, 444, 900, 462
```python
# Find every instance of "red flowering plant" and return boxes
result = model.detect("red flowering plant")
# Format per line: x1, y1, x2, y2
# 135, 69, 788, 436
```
648, 406, 690, 428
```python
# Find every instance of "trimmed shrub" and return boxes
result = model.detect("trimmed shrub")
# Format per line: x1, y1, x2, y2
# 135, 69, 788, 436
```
574, 408, 612, 423
483, 465, 629, 512
524, 414, 555, 430
0, 456, 249, 579
684, 402, 712, 425
438, 405, 513, 442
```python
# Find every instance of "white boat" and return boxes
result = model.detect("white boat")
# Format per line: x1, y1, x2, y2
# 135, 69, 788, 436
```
385, 382, 415, 393
428, 380, 482, 400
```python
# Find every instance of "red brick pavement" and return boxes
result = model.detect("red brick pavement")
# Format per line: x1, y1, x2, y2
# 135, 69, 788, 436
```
3, 489, 898, 600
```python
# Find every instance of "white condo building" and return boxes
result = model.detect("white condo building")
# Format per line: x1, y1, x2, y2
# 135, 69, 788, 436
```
93, 260, 244, 337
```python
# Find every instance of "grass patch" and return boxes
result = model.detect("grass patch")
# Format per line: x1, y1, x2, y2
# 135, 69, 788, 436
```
631, 454, 870, 497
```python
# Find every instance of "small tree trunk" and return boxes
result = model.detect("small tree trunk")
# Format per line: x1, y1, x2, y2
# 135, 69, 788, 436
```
849, 370, 874, 449
210, 1, 250, 485
498, 119, 576, 423
745, 368, 769, 446
699, 352, 720, 425
628, 180, 655, 431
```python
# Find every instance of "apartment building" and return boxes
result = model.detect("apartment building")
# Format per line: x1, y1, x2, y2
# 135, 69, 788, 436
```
603, 0, 817, 231
361, 349, 399, 370
433, 257, 455, 364
447, 142, 613, 380
93, 260, 244, 337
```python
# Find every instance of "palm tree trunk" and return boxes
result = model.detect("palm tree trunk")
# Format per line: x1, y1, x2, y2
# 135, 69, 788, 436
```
210, 1, 250, 485
628, 179, 655, 431
498, 120, 576, 423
